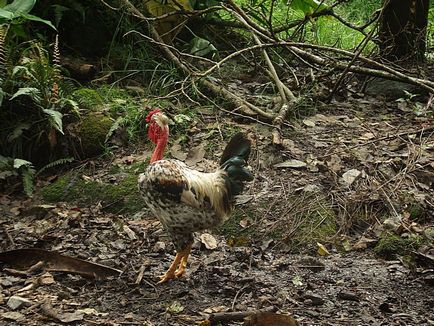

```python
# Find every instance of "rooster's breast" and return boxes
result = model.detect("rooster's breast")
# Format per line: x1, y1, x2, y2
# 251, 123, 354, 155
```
138, 160, 221, 233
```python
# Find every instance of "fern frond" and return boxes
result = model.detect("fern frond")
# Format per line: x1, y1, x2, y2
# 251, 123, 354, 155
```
21, 166, 36, 197
105, 117, 124, 143
36, 157, 74, 176
51, 34, 61, 104
0, 24, 9, 79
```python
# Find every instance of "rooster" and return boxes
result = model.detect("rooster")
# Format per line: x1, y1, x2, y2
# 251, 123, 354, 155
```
138, 109, 253, 283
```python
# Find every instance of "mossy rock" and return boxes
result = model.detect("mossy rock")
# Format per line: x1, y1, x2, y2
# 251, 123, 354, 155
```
41, 173, 146, 214
72, 88, 104, 112
78, 114, 112, 157
374, 232, 424, 259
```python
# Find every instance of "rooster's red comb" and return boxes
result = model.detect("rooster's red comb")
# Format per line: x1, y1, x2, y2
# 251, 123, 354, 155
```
145, 109, 162, 123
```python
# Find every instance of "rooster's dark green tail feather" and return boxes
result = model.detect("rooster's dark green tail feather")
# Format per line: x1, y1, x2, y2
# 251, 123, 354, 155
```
220, 133, 253, 198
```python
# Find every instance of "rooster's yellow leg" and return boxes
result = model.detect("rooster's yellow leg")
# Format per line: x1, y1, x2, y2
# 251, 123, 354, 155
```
158, 245, 192, 284
175, 244, 192, 278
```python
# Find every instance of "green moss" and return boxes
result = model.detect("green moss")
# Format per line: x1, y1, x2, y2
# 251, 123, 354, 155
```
374, 232, 424, 259
72, 88, 104, 111
41, 176, 71, 202
41, 172, 146, 214
79, 114, 112, 157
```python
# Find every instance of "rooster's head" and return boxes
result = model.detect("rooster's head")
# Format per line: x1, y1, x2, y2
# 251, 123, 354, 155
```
146, 109, 169, 145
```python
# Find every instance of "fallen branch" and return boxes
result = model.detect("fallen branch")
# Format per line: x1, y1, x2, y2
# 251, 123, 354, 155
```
0, 248, 122, 280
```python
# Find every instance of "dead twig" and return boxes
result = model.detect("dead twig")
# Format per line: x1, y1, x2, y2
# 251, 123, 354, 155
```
231, 284, 248, 310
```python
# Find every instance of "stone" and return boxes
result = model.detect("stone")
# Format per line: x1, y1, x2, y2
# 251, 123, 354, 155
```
7, 296, 32, 310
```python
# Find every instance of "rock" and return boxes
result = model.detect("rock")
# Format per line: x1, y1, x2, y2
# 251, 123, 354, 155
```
7, 295, 32, 310
77, 113, 113, 158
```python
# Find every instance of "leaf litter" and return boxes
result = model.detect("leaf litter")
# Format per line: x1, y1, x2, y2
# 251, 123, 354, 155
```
0, 97, 433, 325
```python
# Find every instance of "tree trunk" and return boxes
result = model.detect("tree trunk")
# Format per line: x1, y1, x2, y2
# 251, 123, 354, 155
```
378, 0, 429, 62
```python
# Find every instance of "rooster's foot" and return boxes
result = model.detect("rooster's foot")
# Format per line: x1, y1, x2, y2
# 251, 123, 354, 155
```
158, 271, 177, 284
157, 245, 192, 284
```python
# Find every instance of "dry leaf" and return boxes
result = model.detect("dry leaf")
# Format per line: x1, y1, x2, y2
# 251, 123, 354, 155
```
167, 301, 184, 313
353, 236, 378, 250
239, 218, 250, 228
185, 144, 205, 166
274, 160, 307, 169
39, 272, 55, 285
170, 142, 187, 161
302, 119, 315, 127
292, 275, 303, 286
200, 233, 218, 250
2, 312, 25, 322
360, 132, 375, 140
341, 169, 362, 186
123, 225, 137, 240
317, 242, 330, 256
327, 155, 343, 172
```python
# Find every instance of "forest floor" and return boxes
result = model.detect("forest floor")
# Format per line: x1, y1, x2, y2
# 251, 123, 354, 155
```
0, 94, 433, 325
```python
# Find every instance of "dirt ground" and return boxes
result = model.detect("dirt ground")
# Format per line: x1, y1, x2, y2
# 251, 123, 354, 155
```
0, 96, 433, 325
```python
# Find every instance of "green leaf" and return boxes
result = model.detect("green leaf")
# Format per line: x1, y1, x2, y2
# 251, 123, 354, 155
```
21, 165, 35, 196
13, 158, 33, 169
12, 65, 30, 76
43, 109, 64, 134
0, 88, 4, 106
7, 123, 31, 142
10, 87, 40, 100
20, 13, 57, 30
0, 8, 13, 20
36, 157, 73, 176
0, 0, 8, 7
3, 0, 35, 14
51, 4, 70, 27
188, 37, 218, 59
290, 0, 329, 14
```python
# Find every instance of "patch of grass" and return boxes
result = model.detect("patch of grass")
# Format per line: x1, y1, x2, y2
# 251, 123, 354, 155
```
374, 232, 424, 259
262, 192, 338, 251
216, 208, 256, 246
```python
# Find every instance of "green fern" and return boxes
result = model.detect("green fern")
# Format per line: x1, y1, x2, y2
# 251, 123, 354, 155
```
36, 157, 74, 176
0, 24, 8, 79
0, 156, 35, 196
21, 164, 35, 196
